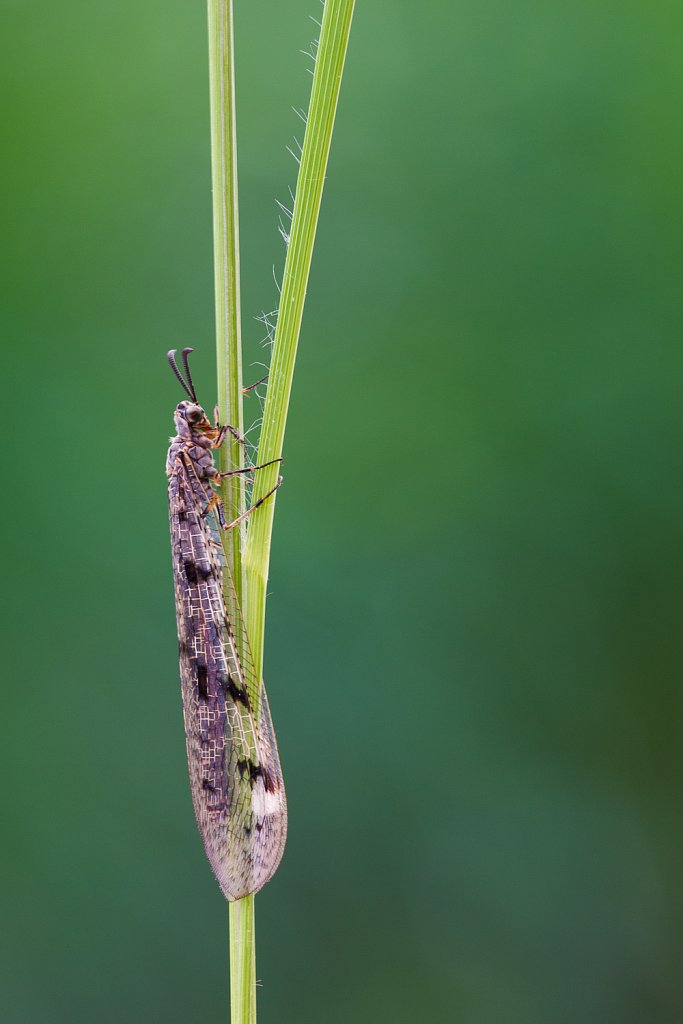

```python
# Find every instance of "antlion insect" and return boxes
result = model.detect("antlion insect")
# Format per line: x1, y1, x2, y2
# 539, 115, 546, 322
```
166, 347, 287, 900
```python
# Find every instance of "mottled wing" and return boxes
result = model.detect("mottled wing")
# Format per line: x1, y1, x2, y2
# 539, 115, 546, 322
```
168, 455, 287, 900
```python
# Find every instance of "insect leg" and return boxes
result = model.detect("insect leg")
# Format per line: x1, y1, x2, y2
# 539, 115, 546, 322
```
203, 463, 282, 521
212, 406, 245, 448
202, 492, 222, 520
222, 477, 283, 532
243, 373, 269, 394
217, 458, 282, 479
215, 424, 245, 448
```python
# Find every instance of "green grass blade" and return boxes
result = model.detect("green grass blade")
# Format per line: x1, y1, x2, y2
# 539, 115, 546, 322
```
244, 0, 356, 679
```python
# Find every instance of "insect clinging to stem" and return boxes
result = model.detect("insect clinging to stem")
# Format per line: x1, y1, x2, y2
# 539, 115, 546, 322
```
166, 347, 287, 900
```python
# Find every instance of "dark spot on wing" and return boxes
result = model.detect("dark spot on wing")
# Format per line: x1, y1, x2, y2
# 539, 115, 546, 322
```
241, 761, 276, 792
183, 559, 214, 585
183, 560, 199, 585
222, 675, 251, 709
196, 664, 208, 700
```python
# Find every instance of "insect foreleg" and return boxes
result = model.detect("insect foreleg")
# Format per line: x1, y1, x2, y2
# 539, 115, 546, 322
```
212, 406, 245, 449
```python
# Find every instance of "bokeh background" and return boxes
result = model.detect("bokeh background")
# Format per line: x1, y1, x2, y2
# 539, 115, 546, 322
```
2, 1, 682, 1021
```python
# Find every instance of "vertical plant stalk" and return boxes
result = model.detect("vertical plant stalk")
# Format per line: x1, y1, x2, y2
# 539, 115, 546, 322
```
206, 2, 254, 1023
244, 0, 356, 679
229, 896, 255, 1024
208, 0, 246, 599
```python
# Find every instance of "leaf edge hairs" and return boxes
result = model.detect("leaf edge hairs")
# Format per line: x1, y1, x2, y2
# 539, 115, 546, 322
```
166, 348, 287, 900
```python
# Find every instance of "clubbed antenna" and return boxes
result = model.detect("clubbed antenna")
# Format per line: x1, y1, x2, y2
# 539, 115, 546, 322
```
168, 348, 196, 401
181, 347, 198, 402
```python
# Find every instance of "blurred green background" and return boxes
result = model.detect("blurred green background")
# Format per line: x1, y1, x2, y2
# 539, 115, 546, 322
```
1, 1, 682, 1021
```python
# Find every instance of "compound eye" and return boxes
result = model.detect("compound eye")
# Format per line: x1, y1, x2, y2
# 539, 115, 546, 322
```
186, 405, 203, 425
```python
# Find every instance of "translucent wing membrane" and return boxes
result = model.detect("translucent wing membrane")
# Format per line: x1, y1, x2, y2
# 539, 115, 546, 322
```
168, 455, 286, 900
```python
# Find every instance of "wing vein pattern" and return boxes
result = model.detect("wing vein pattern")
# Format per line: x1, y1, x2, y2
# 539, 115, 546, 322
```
168, 448, 286, 900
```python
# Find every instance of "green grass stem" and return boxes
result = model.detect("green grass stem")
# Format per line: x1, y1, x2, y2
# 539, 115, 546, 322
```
207, 2, 254, 1022
208, 0, 246, 602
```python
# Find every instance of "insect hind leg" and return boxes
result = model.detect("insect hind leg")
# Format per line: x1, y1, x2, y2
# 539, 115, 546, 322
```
222, 477, 283, 531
